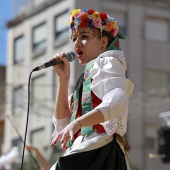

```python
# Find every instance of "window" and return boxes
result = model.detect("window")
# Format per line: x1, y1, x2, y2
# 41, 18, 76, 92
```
146, 124, 157, 149
12, 138, 22, 156
145, 18, 169, 42
146, 137, 155, 149
30, 128, 45, 154
145, 69, 170, 93
13, 86, 23, 115
54, 10, 69, 46
31, 74, 46, 107
14, 35, 24, 64
32, 22, 46, 54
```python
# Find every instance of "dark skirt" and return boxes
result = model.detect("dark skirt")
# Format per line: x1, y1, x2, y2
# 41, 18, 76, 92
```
55, 138, 127, 170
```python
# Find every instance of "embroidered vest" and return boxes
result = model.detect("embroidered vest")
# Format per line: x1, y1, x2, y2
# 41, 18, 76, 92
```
67, 59, 96, 147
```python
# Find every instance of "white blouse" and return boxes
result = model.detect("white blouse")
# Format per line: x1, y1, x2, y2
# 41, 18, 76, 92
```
52, 50, 134, 138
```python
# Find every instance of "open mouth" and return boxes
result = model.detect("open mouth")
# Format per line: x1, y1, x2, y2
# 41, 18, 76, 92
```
76, 50, 83, 58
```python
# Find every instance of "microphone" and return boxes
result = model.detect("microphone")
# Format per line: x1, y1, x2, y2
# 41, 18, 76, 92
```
32, 51, 76, 71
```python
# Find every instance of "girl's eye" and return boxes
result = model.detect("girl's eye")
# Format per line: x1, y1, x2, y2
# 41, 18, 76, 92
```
72, 34, 90, 42
81, 35, 89, 39
72, 37, 77, 42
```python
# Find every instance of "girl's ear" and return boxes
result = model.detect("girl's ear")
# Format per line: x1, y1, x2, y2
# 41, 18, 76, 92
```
101, 36, 109, 49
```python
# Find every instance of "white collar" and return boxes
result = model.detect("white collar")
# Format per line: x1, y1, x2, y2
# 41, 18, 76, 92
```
98, 50, 127, 70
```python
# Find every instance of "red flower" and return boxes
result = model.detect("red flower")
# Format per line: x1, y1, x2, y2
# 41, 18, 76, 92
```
110, 28, 115, 35
100, 12, 108, 20
80, 18, 90, 27
83, 96, 87, 102
87, 9, 95, 14
115, 41, 119, 47
72, 17, 75, 22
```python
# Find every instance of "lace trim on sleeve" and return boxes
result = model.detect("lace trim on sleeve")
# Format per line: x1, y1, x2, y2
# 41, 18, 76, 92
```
96, 88, 129, 136
51, 109, 71, 138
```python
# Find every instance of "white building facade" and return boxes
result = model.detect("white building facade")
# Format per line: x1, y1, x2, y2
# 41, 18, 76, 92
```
4, 0, 170, 169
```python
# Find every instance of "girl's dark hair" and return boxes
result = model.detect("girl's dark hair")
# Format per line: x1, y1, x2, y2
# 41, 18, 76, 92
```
94, 27, 115, 48
101, 30, 115, 48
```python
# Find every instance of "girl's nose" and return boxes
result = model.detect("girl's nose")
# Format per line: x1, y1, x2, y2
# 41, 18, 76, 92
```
74, 38, 82, 48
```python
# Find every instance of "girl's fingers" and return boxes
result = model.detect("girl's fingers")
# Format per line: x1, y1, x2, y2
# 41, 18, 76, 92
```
52, 52, 69, 62
61, 135, 70, 150
50, 138, 55, 147
69, 131, 74, 141
51, 134, 61, 147
61, 138, 69, 150
60, 132, 69, 144
52, 52, 64, 59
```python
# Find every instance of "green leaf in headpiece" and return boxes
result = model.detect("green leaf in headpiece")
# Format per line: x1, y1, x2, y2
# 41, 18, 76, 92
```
117, 32, 125, 39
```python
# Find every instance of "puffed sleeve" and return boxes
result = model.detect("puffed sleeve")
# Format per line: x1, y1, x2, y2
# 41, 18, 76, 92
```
91, 50, 134, 136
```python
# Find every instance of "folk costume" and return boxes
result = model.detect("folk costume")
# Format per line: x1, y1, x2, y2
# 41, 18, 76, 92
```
50, 9, 134, 170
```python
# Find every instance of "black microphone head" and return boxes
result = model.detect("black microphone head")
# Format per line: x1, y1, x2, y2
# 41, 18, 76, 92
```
32, 51, 76, 72
65, 51, 76, 62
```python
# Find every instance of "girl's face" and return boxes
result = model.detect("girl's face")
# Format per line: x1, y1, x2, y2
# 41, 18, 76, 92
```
72, 27, 107, 65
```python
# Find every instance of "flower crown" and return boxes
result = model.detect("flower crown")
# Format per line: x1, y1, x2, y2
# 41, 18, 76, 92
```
69, 9, 119, 37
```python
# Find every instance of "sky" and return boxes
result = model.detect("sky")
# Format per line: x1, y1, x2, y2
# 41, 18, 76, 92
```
0, 0, 12, 66
0, 0, 27, 66
0, 0, 12, 65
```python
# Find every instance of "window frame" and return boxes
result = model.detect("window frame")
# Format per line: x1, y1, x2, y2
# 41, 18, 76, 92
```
145, 69, 170, 94
13, 35, 24, 64
31, 74, 46, 106
32, 22, 47, 57
54, 9, 69, 47
12, 137, 22, 156
13, 85, 23, 116
145, 17, 169, 42
30, 127, 45, 153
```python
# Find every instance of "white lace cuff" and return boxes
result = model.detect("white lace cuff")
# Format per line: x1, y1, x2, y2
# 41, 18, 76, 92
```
95, 88, 129, 136
51, 109, 71, 138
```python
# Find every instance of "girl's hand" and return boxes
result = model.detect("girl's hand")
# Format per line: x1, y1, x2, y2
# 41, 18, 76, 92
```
50, 52, 70, 80
50, 120, 81, 150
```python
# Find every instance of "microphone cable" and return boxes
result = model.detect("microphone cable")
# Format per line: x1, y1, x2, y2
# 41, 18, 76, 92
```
20, 53, 75, 169
6, 114, 40, 170
20, 70, 40, 170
